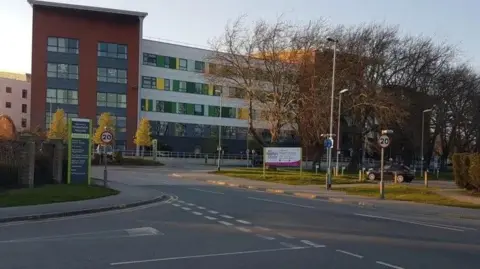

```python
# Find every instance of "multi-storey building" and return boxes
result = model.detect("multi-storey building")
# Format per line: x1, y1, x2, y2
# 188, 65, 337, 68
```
0, 72, 31, 131
29, 0, 297, 152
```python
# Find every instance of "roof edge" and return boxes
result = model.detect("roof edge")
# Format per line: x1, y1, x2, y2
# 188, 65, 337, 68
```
27, 0, 148, 18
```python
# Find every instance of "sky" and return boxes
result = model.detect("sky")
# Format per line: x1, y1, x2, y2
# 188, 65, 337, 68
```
0, 0, 479, 74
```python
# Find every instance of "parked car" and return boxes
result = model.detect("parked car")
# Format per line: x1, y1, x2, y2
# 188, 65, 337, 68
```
366, 164, 414, 183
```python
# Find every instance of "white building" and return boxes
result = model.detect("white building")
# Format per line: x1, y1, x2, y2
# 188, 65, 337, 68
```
0, 72, 31, 132
139, 40, 297, 153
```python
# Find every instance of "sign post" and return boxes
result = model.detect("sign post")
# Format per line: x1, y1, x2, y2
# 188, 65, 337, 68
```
324, 137, 334, 190
152, 139, 158, 161
378, 132, 392, 199
67, 118, 92, 185
100, 129, 113, 187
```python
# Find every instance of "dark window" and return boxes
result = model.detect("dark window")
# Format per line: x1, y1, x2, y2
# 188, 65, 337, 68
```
142, 76, 157, 89
21, 118, 27, 128
143, 53, 157, 66
98, 42, 127, 59
164, 79, 171, 91
22, 104, 27, 113
195, 61, 205, 72
96, 93, 126, 108
97, 68, 127, 84
22, 89, 27, 98
47, 63, 79, 79
5, 102, 11, 108
47, 37, 79, 54
6, 87, 12, 93
179, 59, 188, 71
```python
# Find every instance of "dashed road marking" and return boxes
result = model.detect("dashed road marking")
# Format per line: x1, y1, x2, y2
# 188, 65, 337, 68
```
172, 204, 180, 207
236, 220, 252, 225
204, 216, 217, 221
218, 221, 233, 226
256, 234, 275, 240
255, 226, 270, 231
277, 233, 294, 239
300, 240, 325, 248
280, 242, 300, 248
181, 207, 191, 211
192, 212, 203, 216
208, 210, 219, 214
189, 188, 225, 195
220, 215, 234, 219
187, 203, 195, 206
197, 206, 206, 210
376, 261, 404, 269
336, 249, 363, 259
236, 227, 251, 233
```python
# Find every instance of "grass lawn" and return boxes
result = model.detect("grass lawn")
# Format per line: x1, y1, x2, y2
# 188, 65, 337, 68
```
333, 185, 480, 209
0, 184, 119, 207
212, 168, 365, 185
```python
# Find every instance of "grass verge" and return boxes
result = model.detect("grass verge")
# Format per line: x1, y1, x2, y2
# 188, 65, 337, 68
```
212, 168, 365, 185
334, 185, 480, 209
0, 184, 119, 207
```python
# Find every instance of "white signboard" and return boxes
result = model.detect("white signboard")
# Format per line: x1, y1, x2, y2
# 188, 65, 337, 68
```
264, 147, 302, 167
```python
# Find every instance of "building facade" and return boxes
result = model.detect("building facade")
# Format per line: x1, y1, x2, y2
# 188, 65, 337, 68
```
0, 72, 31, 132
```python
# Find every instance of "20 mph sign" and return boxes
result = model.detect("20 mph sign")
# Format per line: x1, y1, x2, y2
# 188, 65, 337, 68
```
378, 135, 391, 148
101, 131, 113, 144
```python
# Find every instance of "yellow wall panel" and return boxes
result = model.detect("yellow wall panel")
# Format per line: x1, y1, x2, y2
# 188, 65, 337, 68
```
156, 78, 165, 90
176, 58, 180, 69
208, 84, 214, 96
238, 108, 249, 120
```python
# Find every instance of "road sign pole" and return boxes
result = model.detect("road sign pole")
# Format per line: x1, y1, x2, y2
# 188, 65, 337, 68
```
380, 147, 385, 199
100, 130, 114, 187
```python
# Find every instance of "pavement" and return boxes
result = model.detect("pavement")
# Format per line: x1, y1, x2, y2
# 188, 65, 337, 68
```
0, 165, 479, 269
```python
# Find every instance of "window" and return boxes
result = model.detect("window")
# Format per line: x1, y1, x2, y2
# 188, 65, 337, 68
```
175, 123, 186, 137
22, 89, 27, 99
224, 126, 237, 139
178, 103, 186, 114
6, 87, 11, 93
213, 85, 222, 96
21, 118, 27, 128
179, 81, 187, 92
47, 37, 79, 54
47, 63, 78, 79
46, 112, 78, 129
210, 127, 218, 138
155, 101, 164, 112
193, 124, 204, 137
46, 88, 78, 104
195, 61, 205, 72
164, 79, 171, 91
96, 93, 126, 108
5, 102, 11, 108
195, 83, 203, 94
22, 104, 27, 113
97, 67, 127, 84
179, 59, 188, 71
143, 53, 157, 66
142, 76, 157, 89
98, 42, 127, 59
116, 116, 127, 132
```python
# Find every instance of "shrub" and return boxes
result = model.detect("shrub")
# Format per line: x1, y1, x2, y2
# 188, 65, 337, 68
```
468, 154, 480, 191
91, 153, 101, 165
113, 151, 124, 164
0, 164, 19, 188
452, 153, 480, 192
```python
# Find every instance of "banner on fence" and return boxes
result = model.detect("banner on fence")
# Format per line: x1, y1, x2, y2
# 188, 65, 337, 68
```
67, 118, 92, 185
264, 147, 302, 166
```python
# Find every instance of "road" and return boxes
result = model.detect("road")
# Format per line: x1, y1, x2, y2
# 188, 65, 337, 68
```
0, 166, 479, 269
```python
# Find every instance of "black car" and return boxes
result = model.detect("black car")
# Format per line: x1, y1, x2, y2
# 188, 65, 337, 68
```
366, 164, 414, 183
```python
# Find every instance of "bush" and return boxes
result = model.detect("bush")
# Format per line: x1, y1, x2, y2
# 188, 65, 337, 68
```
113, 151, 124, 164
0, 164, 20, 188
121, 158, 162, 166
468, 154, 480, 191
452, 153, 479, 192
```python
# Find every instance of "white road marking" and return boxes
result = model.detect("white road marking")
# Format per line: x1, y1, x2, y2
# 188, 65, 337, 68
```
189, 188, 225, 195
171, 173, 182, 178
236, 220, 252, 225
125, 227, 161, 236
110, 246, 310, 265
220, 215, 234, 219
181, 207, 191, 211
300, 240, 325, 248
256, 234, 275, 240
187, 203, 195, 206
277, 233, 294, 239
336, 249, 363, 259
280, 242, 300, 248
192, 212, 203, 216
218, 221, 233, 226
236, 227, 251, 233
255, 226, 271, 231
376, 261, 405, 269
172, 204, 180, 207
197, 206, 206, 210
208, 210, 219, 214
204, 216, 217, 220
355, 213, 465, 232
248, 197, 315, 209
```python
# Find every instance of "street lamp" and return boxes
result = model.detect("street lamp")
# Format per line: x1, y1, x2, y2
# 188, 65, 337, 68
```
421, 108, 433, 177
335, 88, 348, 176
326, 37, 338, 190
215, 87, 223, 171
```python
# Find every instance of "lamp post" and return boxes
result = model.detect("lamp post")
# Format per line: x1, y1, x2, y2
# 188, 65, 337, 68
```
326, 37, 338, 190
335, 88, 348, 176
421, 108, 432, 177
215, 87, 223, 171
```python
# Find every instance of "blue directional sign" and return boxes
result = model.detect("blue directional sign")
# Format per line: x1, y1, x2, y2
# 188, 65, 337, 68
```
324, 138, 334, 149
67, 118, 92, 185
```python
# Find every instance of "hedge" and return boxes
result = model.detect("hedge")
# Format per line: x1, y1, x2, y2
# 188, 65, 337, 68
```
452, 153, 480, 191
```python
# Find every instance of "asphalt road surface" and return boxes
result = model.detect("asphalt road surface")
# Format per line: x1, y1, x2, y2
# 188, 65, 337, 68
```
0, 166, 479, 269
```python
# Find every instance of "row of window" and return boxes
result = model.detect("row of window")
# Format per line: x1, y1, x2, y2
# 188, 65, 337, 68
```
45, 111, 78, 130
47, 88, 78, 105
142, 53, 206, 73
47, 37, 127, 60
3, 102, 28, 113
97, 93, 127, 108
97, 67, 127, 84
140, 99, 239, 119
3, 87, 28, 98
47, 63, 127, 84
96, 114, 127, 133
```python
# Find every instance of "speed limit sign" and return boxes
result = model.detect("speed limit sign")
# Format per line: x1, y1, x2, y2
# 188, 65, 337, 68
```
378, 135, 390, 148
101, 131, 113, 144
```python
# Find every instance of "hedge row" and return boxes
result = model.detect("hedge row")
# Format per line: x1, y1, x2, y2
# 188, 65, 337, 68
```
91, 152, 162, 166
452, 153, 480, 192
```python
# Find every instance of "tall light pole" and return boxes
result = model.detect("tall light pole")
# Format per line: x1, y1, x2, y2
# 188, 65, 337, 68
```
421, 108, 432, 177
216, 87, 223, 171
326, 37, 338, 190
335, 88, 348, 176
